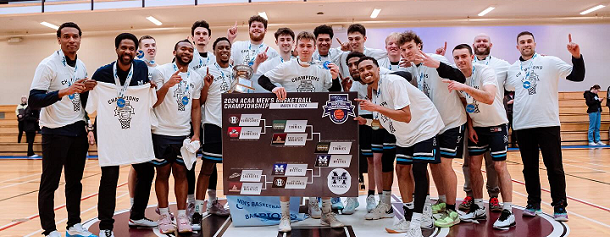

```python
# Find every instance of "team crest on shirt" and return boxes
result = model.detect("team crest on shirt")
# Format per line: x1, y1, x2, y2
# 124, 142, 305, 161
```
113, 99, 136, 129
322, 94, 356, 124
522, 71, 539, 95
173, 82, 192, 111
68, 93, 81, 112
297, 79, 315, 92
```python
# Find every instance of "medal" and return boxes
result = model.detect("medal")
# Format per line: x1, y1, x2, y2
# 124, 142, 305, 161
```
181, 96, 189, 106
112, 61, 134, 107
523, 80, 531, 89
322, 61, 331, 70
466, 104, 476, 113
117, 97, 126, 108
371, 119, 382, 130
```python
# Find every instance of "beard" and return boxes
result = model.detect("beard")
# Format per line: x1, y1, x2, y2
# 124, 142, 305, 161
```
474, 46, 490, 56
118, 53, 133, 66
249, 32, 265, 42
175, 54, 193, 65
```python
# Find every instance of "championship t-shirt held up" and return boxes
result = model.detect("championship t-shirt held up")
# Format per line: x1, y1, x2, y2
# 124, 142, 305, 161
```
461, 64, 508, 127
263, 58, 333, 92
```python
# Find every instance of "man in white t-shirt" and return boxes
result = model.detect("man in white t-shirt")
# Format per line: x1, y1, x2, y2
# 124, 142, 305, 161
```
355, 56, 445, 237
398, 31, 467, 228
227, 15, 279, 73
189, 20, 216, 72
378, 32, 404, 71
258, 31, 343, 233
444, 44, 515, 230
312, 24, 343, 65
253, 27, 296, 93
29, 22, 97, 238
505, 31, 585, 222
152, 39, 203, 234
336, 24, 387, 82
192, 37, 234, 231
459, 33, 511, 213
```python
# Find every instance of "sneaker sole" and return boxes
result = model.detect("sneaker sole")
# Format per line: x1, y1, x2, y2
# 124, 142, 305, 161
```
385, 228, 407, 233
434, 218, 460, 228
192, 225, 201, 231
493, 221, 517, 230
279, 228, 292, 233
364, 214, 393, 220
522, 210, 541, 217
554, 217, 569, 222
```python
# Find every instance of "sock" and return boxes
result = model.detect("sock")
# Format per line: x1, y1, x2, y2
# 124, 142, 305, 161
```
368, 190, 375, 196
474, 198, 484, 209
280, 201, 290, 218
309, 197, 318, 205
195, 200, 205, 214
187, 194, 195, 204
378, 192, 383, 201
321, 198, 332, 213
159, 207, 170, 215
178, 210, 186, 216
439, 195, 446, 203
403, 202, 414, 221
503, 202, 512, 211
410, 212, 422, 228
426, 194, 431, 204
207, 189, 217, 203
130, 197, 134, 207
382, 190, 391, 205
447, 204, 456, 211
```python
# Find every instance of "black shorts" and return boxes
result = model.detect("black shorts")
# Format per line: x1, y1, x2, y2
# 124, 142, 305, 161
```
359, 114, 373, 157
438, 124, 465, 159
396, 136, 440, 165
372, 128, 396, 152
151, 134, 188, 166
468, 124, 508, 161
202, 123, 222, 163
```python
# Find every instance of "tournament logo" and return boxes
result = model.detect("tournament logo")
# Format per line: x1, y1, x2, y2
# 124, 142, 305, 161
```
272, 163, 287, 175
228, 182, 242, 193
322, 94, 356, 124
173, 81, 191, 111
272, 177, 287, 188
114, 100, 135, 129
228, 172, 241, 181
228, 127, 242, 138
315, 142, 331, 153
136, 49, 145, 59
271, 133, 287, 145
327, 168, 351, 195
228, 114, 241, 125
315, 155, 330, 167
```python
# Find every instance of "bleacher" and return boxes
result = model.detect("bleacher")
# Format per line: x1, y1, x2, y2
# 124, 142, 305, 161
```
0, 92, 607, 156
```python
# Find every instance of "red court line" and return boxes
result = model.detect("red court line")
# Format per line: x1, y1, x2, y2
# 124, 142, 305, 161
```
0, 182, 128, 232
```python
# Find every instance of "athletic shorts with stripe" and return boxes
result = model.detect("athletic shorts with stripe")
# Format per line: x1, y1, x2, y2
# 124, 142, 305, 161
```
359, 114, 373, 157
372, 128, 397, 172
468, 124, 508, 161
396, 135, 441, 165
150, 134, 189, 166
438, 124, 465, 159
202, 123, 223, 163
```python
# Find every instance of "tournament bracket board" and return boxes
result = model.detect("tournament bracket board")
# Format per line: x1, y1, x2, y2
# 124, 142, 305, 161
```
222, 92, 359, 197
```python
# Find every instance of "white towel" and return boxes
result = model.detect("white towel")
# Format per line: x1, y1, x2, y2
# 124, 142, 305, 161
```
181, 139, 200, 170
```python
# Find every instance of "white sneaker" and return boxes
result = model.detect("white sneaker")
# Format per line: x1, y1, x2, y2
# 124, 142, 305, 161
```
364, 202, 393, 220
278, 216, 291, 232
460, 203, 487, 222
46, 230, 61, 237
321, 212, 344, 228
342, 197, 359, 215
421, 202, 434, 229
597, 141, 607, 146
493, 209, 516, 230
65, 223, 95, 237
589, 142, 598, 146
366, 195, 376, 212
128, 217, 158, 227
404, 225, 423, 237
385, 219, 410, 233
99, 229, 114, 237
308, 198, 321, 219
207, 200, 230, 216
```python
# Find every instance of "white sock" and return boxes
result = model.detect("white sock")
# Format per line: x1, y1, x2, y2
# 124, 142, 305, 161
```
425, 194, 431, 204
130, 197, 134, 207
403, 202, 414, 209
474, 198, 484, 208
439, 195, 447, 203
159, 207, 170, 215
309, 197, 318, 205
178, 210, 186, 216
195, 200, 205, 214
503, 202, 512, 211
410, 212, 422, 228
382, 191, 391, 205
280, 201, 290, 218
321, 198, 332, 213
207, 189, 217, 203
187, 194, 195, 204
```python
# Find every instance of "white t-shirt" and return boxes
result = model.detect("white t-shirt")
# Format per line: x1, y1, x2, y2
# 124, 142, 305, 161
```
153, 63, 204, 136
86, 82, 156, 167
404, 53, 467, 133
337, 47, 387, 81
350, 80, 372, 116
462, 64, 508, 127
231, 40, 279, 66
374, 74, 444, 147
473, 55, 510, 98
199, 63, 234, 127
313, 47, 342, 65
30, 50, 87, 129
264, 58, 333, 92
378, 57, 406, 72
253, 56, 287, 92
190, 48, 216, 72
505, 53, 573, 130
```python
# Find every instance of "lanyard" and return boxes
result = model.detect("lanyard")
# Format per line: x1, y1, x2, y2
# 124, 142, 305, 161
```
520, 53, 538, 82
248, 43, 265, 65
414, 64, 425, 91
373, 75, 383, 119
173, 63, 190, 91
57, 50, 78, 86
112, 61, 134, 99
214, 62, 233, 85
473, 55, 491, 65
318, 50, 332, 62
199, 55, 210, 67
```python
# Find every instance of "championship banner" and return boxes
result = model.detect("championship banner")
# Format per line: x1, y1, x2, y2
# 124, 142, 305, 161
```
222, 92, 359, 197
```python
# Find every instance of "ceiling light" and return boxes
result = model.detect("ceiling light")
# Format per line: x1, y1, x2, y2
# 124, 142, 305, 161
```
258, 12, 268, 20
40, 21, 59, 30
580, 4, 605, 15
478, 6, 495, 16
370, 9, 381, 18
146, 16, 162, 26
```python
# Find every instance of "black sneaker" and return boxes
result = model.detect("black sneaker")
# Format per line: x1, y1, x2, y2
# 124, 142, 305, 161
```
192, 213, 203, 231
523, 203, 542, 217
554, 205, 569, 222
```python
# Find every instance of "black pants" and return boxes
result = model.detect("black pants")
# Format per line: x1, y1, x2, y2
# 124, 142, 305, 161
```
25, 131, 36, 156
516, 126, 567, 207
508, 114, 517, 147
18, 121, 24, 143
130, 162, 155, 220
38, 134, 89, 235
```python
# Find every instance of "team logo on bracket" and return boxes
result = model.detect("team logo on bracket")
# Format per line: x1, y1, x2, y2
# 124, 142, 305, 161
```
272, 163, 287, 175
322, 94, 356, 124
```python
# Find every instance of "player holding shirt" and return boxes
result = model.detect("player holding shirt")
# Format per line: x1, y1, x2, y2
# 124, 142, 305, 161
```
355, 56, 445, 237
505, 31, 585, 221
152, 40, 203, 234
227, 15, 279, 74
399, 31, 466, 228
445, 44, 515, 230
192, 37, 234, 231
259, 31, 343, 232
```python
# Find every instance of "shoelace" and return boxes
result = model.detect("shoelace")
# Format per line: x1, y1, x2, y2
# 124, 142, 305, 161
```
498, 210, 511, 221
104, 230, 112, 237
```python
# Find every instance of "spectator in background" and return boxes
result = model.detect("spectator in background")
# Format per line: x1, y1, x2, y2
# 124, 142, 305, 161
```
23, 105, 40, 158
503, 91, 517, 147
584, 84, 605, 146
15, 96, 27, 143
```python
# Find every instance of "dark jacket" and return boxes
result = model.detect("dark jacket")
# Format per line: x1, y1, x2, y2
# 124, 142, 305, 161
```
22, 106, 40, 132
607, 86, 610, 107
584, 91, 602, 113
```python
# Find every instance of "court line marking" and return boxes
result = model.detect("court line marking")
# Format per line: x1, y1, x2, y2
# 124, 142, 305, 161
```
0, 160, 98, 190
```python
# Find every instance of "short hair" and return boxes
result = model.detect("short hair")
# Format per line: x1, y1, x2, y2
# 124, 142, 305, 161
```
212, 37, 231, 50
356, 56, 379, 67
249, 15, 268, 29
191, 20, 211, 36
453, 44, 473, 55
347, 24, 366, 36
274, 28, 295, 41
346, 51, 366, 64
57, 22, 82, 38
313, 25, 334, 39
296, 31, 316, 43
115, 33, 139, 49
397, 30, 424, 50
591, 84, 601, 90
385, 32, 401, 44
138, 35, 155, 48
173, 39, 192, 51
517, 31, 535, 42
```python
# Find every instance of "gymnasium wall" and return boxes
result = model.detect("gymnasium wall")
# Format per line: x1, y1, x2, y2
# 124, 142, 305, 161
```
1, 23, 609, 105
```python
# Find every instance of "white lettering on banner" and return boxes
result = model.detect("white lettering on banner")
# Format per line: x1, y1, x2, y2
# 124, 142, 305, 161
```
284, 120, 308, 133
269, 103, 319, 109
240, 183, 263, 195
284, 164, 308, 176
329, 155, 352, 168
328, 142, 352, 154
240, 170, 263, 182
285, 177, 308, 189
285, 134, 307, 146
239, 127, 262, 140
239, 114, 262, 126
